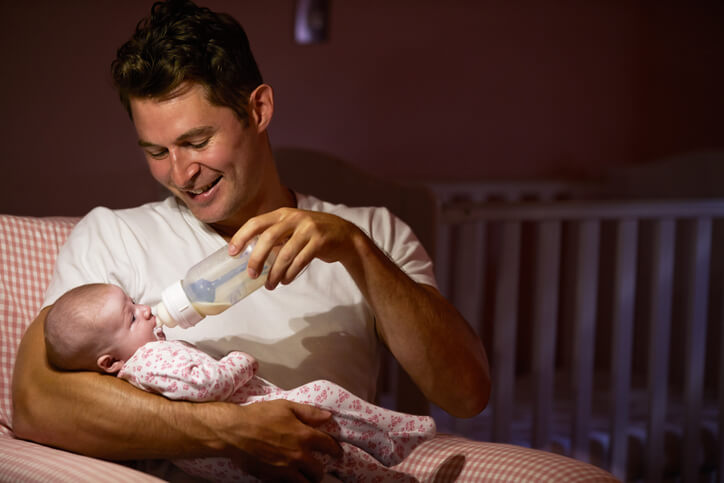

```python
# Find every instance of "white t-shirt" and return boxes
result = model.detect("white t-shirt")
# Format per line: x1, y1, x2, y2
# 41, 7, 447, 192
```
43, 193, 436, 400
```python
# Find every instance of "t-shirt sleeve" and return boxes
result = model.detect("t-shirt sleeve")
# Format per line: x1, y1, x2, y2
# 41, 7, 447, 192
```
118, 341, 255, 402
367, 207, 438, 289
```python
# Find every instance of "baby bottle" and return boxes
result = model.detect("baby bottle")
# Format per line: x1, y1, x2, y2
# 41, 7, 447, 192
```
154, 236, 278, 329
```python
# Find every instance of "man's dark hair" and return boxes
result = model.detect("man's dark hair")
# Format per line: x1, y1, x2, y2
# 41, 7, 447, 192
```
111, 0, 263, 122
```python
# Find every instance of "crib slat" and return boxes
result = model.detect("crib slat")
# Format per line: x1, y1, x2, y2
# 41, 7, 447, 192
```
571, 220, 600, 462
532, 221, 562, 450
492, 221, 522, 443
646, 219, 675, 482
609, 220, 638, 478
682, 218, 712, 483
448, 221, 488, 437
452, 221, 486, 335
435, 223, 452, 298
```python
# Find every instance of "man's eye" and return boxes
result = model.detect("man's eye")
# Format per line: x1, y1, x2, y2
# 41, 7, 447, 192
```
147, 150, 168, 159
190, 139, 209, 149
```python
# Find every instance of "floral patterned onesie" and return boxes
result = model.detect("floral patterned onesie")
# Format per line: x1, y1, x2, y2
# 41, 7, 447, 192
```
118, 340, 435, 482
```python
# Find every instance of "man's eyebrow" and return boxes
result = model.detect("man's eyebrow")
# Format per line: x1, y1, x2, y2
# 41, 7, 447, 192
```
138, 139, 159, 148
138, 126, 215, 148
176, 126, 215, 142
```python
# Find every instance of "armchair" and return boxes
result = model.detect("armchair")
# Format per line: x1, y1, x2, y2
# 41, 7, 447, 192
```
1, 196, 617, 482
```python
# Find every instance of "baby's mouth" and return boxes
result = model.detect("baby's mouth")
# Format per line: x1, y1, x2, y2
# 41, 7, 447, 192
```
186, 176, 222, 198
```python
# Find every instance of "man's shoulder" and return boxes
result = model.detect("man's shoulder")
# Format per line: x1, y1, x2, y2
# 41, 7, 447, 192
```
105, 197, 181, 221
296, 192, 393, 223
80, 197, 188, 232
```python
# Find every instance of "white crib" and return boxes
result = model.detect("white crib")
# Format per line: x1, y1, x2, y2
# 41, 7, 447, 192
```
430, 183, 723, 482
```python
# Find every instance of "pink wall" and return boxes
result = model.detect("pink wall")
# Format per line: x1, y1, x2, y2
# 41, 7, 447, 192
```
2, 1, 723, 216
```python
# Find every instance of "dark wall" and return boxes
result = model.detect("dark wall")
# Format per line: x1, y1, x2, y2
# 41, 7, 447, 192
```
2, 1, 723, 216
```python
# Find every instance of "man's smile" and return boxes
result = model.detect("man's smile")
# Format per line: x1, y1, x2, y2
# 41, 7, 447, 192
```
185, 175, 222, 198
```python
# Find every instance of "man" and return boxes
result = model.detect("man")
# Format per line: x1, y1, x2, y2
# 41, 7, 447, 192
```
12, 1, 490, 481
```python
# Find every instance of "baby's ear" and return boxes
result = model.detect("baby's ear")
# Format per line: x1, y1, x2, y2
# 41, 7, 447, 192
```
97, 354, 124, 374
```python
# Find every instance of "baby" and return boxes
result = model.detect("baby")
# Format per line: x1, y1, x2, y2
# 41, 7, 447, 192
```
44, 283, 435, 482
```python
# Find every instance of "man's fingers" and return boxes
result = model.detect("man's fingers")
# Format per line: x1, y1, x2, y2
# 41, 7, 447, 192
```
290, 402, 332, 425
227, 401, 340, 481
290, 404, 343, 459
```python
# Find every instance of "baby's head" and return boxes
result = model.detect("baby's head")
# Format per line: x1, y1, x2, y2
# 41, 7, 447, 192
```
45, 283, 163, 374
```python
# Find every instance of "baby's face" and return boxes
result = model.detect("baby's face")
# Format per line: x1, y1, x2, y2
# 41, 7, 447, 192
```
98, 285, 164, 362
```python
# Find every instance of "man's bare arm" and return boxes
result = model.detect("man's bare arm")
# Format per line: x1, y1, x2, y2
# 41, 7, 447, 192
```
12, 307, 340, 481
344, 234, 490, 417
233, 208, 491, 418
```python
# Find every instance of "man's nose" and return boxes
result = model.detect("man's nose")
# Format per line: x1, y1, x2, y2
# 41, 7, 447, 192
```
169, 148, 200, 188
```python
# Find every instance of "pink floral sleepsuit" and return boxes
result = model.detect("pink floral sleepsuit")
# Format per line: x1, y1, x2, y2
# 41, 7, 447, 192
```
118, 340, 435, 482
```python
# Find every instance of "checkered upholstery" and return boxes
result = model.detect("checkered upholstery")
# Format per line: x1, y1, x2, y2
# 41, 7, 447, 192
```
0, 214, 79, 436
0, 437, 162, 482
0, 214, 618, 482
393, 435, 617, 481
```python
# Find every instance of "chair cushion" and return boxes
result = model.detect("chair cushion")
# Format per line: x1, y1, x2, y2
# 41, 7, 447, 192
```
394, 434, 618, 482
0, 215, 79, 435
0, 436, 162, 482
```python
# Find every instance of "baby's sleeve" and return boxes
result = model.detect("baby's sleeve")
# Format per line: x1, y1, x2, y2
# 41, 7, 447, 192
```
118, 341, 250, 402
219, 351, 258, 389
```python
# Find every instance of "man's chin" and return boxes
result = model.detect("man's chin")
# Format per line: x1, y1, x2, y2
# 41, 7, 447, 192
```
176, 192, 243, 233
177, 195, 220, 221
191, 210, 223, 225
188, 205, 236, 231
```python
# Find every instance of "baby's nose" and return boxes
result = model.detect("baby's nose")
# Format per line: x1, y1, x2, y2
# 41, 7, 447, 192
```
138, 304, 152, 319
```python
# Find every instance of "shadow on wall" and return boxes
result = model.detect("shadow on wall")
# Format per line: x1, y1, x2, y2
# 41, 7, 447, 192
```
274, 146, 439, 259
601, 150, 724, 199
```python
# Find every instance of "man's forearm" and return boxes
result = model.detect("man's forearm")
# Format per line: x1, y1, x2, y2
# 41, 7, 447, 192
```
343, 231, 491, 418
12, 308, 219, 460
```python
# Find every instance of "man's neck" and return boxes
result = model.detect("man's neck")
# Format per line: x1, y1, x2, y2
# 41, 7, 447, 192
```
209, 186, 297, 240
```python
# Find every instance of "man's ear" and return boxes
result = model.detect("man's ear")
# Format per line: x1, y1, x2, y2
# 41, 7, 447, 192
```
248, 84, 274, 132
97, 354, 124, 374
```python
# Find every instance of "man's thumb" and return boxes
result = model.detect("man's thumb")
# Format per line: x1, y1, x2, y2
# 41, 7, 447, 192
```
291, 403, 333, 426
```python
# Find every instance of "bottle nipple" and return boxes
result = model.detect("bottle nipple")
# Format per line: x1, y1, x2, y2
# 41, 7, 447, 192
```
156, 280, 203, 329
152, 302, 178, 328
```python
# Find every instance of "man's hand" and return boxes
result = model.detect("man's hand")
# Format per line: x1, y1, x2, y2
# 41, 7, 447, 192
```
229, 207, 361, 288
213, 400, 342, 482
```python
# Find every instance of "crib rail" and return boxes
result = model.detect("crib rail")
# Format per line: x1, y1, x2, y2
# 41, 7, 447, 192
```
434, 198, 724, 482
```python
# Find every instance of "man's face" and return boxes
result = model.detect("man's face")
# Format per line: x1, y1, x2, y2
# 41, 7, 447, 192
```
98, 285, 160, 363
130, 83, 265, 230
